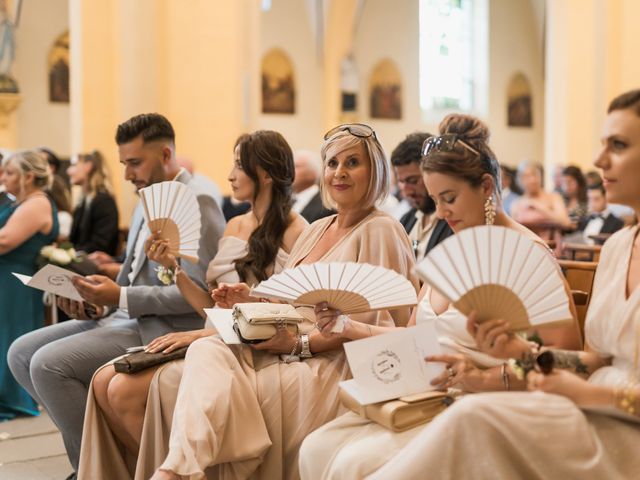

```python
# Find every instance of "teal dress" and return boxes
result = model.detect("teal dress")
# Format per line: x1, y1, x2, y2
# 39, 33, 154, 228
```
0, 198, 58, 420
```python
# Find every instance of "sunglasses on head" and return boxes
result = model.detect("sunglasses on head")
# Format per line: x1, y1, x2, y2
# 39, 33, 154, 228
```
324, 123, 377, 141
421, 134, 480, 158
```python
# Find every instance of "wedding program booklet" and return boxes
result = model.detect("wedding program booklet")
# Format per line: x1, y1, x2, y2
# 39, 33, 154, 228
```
341, 322, 444, 405
204, 308, 241, 345
12, 264, 84, 301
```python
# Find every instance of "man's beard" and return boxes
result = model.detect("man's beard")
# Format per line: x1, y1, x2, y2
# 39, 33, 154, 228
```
419, 195, 436, 215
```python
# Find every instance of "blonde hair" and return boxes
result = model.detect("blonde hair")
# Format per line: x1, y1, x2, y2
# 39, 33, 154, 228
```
80, 150, 113, 197
319, 129, 389, 210
2, 150, 52, 194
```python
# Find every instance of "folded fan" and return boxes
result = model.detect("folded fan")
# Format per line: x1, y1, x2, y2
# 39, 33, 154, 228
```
416, 225, 572, 332
139, 181, 201, 264
250, 262, 418, 314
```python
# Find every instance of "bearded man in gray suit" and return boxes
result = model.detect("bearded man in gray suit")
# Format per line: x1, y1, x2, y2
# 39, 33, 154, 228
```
7, 113, 225, 479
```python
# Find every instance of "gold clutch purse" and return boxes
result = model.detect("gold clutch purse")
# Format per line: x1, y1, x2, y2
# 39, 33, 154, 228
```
232, 303, 304, 344
339, 388, 455, 432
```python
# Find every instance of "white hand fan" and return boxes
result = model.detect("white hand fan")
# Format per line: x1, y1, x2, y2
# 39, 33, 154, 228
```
139, 181, 201, 264
251, 262, 418, 314
416, 225, 572, 332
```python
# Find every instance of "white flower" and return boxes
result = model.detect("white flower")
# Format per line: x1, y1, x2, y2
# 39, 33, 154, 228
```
50, 249, 72, 265
40, 245, 55, 259
67, 247, 77, 260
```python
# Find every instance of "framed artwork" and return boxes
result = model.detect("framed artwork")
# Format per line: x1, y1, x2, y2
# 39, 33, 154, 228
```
369, 59, 402, 120
507, 72, 532, 127
48, 30, 69, 103
261, 48, 295, 114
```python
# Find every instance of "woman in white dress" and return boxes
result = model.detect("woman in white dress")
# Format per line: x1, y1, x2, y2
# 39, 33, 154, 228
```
78, 131, 307, 478
308, 91, 640, 480
298, 113, 583, 479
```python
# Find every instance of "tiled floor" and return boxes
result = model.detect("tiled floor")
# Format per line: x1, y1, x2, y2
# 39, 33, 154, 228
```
0, 412, 72, 480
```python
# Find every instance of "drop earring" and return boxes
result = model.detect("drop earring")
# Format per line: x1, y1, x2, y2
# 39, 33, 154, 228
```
484, 195, 496, 225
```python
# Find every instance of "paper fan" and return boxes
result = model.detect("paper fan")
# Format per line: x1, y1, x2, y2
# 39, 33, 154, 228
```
139, 181, 201, 264
416, 225, 572, 332
250, 262, 418, 314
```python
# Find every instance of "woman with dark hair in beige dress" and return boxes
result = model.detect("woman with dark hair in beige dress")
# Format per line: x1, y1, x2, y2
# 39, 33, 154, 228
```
307, 93, 640, 480
299, 113, 583, 479
78, 130, 307, 478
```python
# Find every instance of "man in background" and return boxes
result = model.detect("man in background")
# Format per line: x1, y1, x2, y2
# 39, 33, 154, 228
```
580, 182, 624, 244
392, 132, 452, 259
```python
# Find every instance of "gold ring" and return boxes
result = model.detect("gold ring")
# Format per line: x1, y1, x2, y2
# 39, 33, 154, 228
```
150, 244, 156, 252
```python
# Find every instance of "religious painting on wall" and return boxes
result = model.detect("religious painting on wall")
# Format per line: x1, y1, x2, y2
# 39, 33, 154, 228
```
261, 48, 295, 114
507, 72, 532, 127
369, 59, 402, 120
48, 30, 69, 103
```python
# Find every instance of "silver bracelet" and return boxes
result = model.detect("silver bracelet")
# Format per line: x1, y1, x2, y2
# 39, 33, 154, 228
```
282, 335, 301, 364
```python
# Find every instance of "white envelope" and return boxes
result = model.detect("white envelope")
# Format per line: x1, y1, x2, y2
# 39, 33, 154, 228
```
12, 264, 83, 301
342, 322, 444, 405
204, 308, 241, 344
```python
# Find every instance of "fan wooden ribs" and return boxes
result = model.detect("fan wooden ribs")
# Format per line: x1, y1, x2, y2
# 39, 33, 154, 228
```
417, 225, 573, 332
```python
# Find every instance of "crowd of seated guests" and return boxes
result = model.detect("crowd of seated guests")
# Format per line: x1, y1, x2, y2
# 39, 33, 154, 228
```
3, 89, 640, 480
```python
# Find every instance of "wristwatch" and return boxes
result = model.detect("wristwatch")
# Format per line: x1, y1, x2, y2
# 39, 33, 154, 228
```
299, 334, 312, 358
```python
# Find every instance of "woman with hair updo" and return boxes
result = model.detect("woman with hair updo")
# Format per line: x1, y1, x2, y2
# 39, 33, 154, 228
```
346, 88, 640, 480
67, 150, 120, 255
0, 150, 58, 419
298, 114, 582, 480
120, 124, 418, 480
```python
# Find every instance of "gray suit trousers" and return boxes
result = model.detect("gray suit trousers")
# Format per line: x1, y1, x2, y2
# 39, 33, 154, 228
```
7, 311, 142, 471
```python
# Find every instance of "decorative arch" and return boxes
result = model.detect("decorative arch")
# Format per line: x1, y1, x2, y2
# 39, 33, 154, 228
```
507, 72, 532, 127
48, 30, 70, 103
261, 48, 295, 114
369, 58, 402, 120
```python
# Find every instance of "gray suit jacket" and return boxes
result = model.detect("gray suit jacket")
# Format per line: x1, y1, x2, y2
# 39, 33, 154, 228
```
113, 169, 225, 344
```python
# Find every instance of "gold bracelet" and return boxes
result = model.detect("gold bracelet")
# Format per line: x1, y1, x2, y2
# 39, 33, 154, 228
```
615, 381, 637, 415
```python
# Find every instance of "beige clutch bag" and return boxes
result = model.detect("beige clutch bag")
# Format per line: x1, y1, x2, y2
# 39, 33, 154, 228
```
339, 388, 455, 432
232, 303, 303, 344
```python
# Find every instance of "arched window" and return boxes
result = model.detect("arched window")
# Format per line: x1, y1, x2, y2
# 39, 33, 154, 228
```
419, 0, 487, 116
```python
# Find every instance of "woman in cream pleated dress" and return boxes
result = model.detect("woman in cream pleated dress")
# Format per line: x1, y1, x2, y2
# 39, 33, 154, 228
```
144, 124, 417, 480
78, 131, 307, 478
299, 113, 584, 479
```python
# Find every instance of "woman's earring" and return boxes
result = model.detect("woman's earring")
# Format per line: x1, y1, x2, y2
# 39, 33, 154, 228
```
484, 195, 496, 225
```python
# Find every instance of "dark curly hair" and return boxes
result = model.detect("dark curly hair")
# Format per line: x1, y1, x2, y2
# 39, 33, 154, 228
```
234, 131, 295, 283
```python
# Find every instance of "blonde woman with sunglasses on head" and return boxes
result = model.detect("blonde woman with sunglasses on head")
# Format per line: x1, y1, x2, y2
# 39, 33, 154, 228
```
138, 124, 418, 480
298, 113, 583, 480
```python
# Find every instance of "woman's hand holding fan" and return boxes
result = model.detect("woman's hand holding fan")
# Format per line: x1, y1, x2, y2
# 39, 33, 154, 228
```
139, 181, 202, 264
145, 232, 177, 269
466, 313, 534, 359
